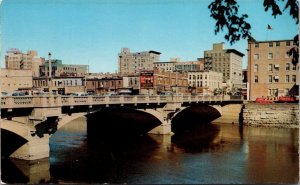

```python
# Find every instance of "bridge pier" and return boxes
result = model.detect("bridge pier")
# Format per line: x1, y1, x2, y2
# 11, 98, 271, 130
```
140, 103, 182, 135
10, 134, 50, 160
10, 158, 50, 183
148, 119, 172, 135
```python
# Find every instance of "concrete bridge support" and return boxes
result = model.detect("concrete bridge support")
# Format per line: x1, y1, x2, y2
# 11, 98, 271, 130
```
2, 119, 51, 160
212, 104, 242, 124
139, 103, 182, 135
10, 135, 50, 160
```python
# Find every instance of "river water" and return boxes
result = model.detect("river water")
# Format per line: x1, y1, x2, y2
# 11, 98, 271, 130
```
1, 117, 299, 184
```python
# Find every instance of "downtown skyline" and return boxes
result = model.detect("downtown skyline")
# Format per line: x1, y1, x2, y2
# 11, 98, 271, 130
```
1, 0, 298, 73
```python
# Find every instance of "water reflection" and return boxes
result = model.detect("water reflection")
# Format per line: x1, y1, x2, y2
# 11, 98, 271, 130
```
1, 116, 298, 184
171, 124, 222, 153
1, 158, 50, 184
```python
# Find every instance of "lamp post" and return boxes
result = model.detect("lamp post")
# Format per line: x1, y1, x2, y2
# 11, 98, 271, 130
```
48, 52, 52, 93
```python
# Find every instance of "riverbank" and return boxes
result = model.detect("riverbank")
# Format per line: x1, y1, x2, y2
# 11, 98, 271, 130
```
242, 103, 299, 128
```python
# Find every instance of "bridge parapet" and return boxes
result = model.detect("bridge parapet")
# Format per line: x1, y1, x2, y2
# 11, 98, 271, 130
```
1, 94, 241, 109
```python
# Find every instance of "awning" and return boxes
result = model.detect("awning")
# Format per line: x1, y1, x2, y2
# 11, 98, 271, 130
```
274, 75, 279, 79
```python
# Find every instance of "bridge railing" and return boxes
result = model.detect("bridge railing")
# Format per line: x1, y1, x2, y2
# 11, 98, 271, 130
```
1, 94, 242, 109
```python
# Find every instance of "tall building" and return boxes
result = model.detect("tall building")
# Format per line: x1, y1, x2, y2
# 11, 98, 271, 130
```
247, 39, 299, 100
5, 49, 44, 77
118, 48, 161, 75
204, 43, 244, 90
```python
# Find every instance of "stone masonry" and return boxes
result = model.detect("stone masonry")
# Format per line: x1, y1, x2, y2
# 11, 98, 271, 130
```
243, 103, 299, 128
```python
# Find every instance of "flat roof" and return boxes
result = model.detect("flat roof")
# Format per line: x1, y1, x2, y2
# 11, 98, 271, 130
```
149, 50, 161, 55
225, 49, 244, 57
154, 61, 177, 64
248, 39, 294, 43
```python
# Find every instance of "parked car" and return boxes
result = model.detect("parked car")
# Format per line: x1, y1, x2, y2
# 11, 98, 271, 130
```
12, 91, 26, 96
277, 96, 296, 103
255, 97, 273, 104
105, 92, 118, 96
71, 92, 89, 96
1, 92, 12, 96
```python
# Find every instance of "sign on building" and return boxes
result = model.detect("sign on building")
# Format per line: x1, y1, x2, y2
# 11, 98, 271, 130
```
140, 71, 154, 88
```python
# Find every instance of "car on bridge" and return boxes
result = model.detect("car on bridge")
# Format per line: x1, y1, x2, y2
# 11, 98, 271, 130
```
12, 91, 26, 96
70, 92, 90, 96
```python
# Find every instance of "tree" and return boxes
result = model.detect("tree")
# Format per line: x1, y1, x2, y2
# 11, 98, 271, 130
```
208, 0, 299, 66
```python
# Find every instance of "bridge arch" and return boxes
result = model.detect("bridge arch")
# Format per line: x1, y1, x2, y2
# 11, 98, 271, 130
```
57, 112, 89, 130
171, 104, 222, 121
85, 107, 162, 136
171, 104, 222, 134
1, 119, 31, 140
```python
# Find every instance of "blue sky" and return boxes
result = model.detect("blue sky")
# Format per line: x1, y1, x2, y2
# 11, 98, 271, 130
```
1, 0, 297, 72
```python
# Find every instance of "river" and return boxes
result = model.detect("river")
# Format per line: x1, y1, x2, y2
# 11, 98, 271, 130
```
1, 117, 299, 184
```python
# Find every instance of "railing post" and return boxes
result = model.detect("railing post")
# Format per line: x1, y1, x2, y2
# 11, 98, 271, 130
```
120, 95, 124, 106
6, 97, 14, 109
88, 96, 93, 108
134, 96, 138, 106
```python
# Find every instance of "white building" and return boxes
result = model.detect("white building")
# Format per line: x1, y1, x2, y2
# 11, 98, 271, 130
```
33, 77, 84, 94
188, 70, 223, 95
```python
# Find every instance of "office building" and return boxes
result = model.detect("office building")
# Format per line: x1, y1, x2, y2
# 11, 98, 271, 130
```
118, 48, 161, 75
247, 39, 299, 100
204, 43, 244, 91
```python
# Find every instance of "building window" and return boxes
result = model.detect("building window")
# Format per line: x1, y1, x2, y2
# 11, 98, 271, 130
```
274, 64, 279, 71
274, 76, 279, 83
286, 63, 290, 71
286, 41, 290, 46
293, 41, 297, 46
285, 53, 290, 58
254, 54, 259, 60
292, 75, 296, 82
255, 43, 259, 48
254, 76, 258, 83
269, 42, 273, 47
254, 64, 258, 72
268, 53, 273, 59
292, 65, 296, 70
268, 64, 273, 71
286, 75, 290, 82
275, 42, 280, 47
268, 75, 272, 83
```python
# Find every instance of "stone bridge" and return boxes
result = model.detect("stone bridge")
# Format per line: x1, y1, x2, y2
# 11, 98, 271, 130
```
1, 95, 243, 160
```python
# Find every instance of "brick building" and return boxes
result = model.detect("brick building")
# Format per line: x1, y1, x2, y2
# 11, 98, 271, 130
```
86, 77, 123, 95
247, 39, 299, 100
